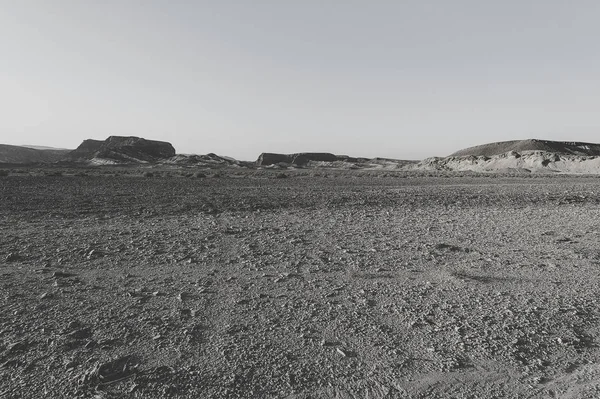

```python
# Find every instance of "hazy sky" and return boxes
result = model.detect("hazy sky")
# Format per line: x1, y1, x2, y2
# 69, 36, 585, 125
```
1, 1, 599, 160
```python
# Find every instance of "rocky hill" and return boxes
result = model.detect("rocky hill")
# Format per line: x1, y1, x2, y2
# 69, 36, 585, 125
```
450, 139, 600, 157
66, 136, 176, 164
417, 139, 600, 174
0, 144, 71, 164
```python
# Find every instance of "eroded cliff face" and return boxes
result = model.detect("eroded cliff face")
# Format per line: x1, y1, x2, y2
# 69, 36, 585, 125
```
66, 139, 104, 159
256, 152, 339, 166
67, 136, 176, 163
416, 150, 600, 174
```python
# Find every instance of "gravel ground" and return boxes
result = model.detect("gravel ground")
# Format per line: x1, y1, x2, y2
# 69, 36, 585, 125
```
2, 173, 600, 398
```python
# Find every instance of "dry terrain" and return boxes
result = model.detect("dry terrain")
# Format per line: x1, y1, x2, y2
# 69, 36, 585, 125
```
2, 170, 600, 398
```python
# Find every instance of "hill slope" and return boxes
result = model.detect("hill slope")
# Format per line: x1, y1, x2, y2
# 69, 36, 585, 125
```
0, 144, 71, 164
416, 139, 600, 174
450, 139, 600, 157
165, 153, 254, 168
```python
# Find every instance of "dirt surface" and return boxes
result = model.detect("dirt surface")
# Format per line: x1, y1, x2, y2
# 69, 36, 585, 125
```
2, 172, 600, 398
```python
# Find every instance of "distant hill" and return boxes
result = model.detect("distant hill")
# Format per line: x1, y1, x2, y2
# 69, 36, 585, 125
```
65, 136, 176, 164
256, 153, 339, 166
450, 139, 600, 157
0, 144, 71, 164
255, 152, 416, 169
21, 145, 70, 151
415, 139, 600, 174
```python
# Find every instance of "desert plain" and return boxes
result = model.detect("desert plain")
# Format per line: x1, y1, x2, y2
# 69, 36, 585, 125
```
2, 168, 600, 398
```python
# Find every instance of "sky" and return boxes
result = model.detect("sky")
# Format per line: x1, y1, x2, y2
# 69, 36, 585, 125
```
1, 1, 599, 161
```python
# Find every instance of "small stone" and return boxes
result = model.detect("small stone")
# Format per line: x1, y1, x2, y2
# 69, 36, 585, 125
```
5, 253, 19, 262
53, 271, 75, 278
87, 249, 106, 260
321, 339, 337, 347
336, 348, 349, 357
6, 341, 27, 353
67, 328, 92, 340
64, 359, 77, 369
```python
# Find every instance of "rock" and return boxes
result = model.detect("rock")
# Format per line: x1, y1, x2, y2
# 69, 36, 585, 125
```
6, 341, 28, 353
0, 360, 17, 369
78, 355, 138, 386
336, 348, 355, 357
321, 339, 338, 347
52, 271, 76, 278
86, 249, 104, 260
66, 328, 93, 340
5, 253, 20, 262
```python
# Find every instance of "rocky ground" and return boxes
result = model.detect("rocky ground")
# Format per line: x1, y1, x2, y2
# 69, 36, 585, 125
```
2, 170, 600, 398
